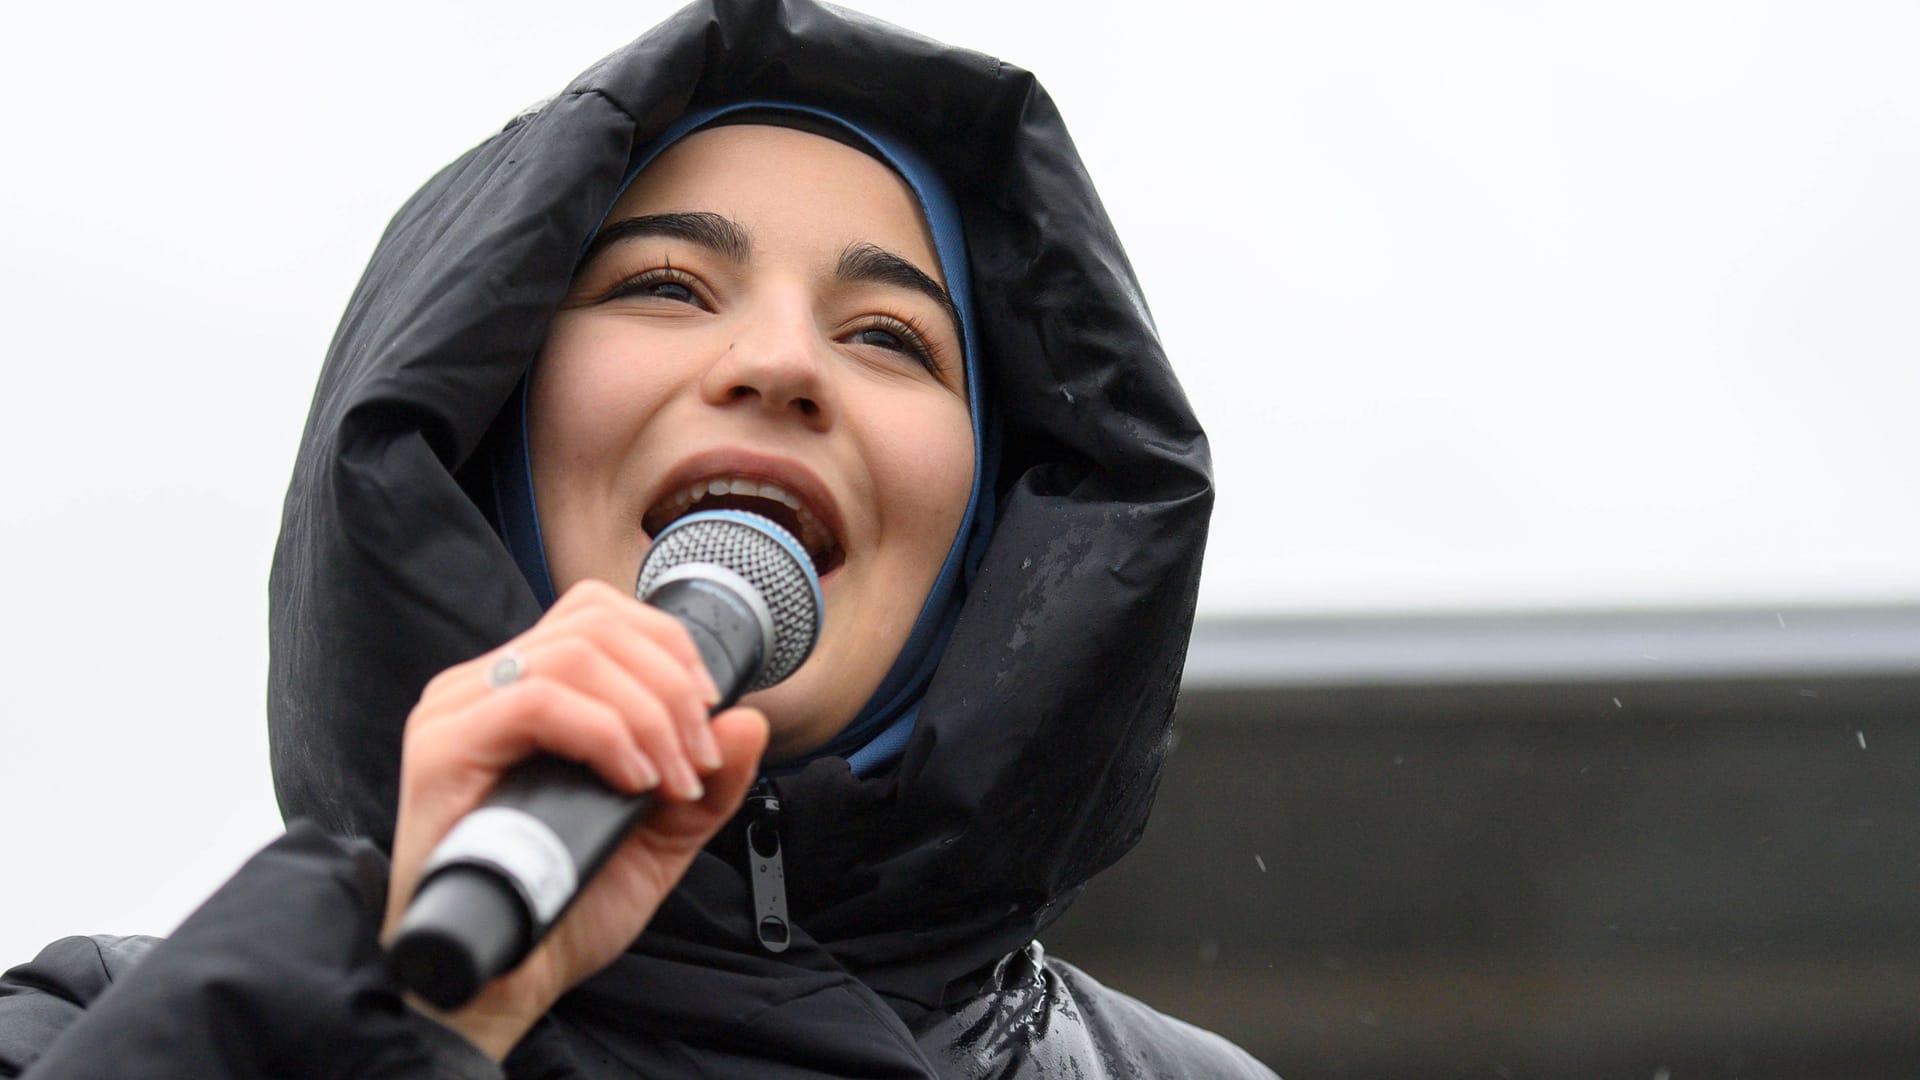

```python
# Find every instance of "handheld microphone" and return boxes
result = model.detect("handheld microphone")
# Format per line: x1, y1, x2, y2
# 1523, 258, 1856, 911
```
387, 510, 822, 1010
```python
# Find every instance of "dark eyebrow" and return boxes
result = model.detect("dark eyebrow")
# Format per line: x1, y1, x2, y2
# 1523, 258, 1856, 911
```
579, 211, 752, 269
836, 242, 960, 334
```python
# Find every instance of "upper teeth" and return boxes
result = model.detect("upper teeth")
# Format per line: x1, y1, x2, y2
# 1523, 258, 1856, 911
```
655, 476, 832, 556
670, 477, 800, 509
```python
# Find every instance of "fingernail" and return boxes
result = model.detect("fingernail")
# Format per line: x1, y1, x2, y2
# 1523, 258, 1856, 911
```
696, 666, 723, 707
673, 760, 705, 801
630, 753, 660, 792
693, 726, 723, 771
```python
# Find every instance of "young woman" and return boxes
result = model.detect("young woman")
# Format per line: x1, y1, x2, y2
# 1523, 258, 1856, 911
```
0, 1, 1270, 1075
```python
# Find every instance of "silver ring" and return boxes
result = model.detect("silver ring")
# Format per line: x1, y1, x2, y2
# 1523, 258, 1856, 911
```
485, 648, 526, 690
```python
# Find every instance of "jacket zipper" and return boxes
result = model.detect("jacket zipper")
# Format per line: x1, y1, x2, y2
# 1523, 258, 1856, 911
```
745, 778, 791, 953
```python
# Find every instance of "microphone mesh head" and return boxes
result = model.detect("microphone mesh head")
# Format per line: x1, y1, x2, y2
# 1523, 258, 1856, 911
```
636, 510, 822, 691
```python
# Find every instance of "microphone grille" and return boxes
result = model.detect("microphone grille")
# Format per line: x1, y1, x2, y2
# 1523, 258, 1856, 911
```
636, 510, 823, 690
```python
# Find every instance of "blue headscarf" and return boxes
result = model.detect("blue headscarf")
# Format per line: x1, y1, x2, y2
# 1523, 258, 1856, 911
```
490, 102, 994, 776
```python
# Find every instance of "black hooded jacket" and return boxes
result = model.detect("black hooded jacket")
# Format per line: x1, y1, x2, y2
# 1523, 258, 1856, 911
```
0, 1, 1271, 1075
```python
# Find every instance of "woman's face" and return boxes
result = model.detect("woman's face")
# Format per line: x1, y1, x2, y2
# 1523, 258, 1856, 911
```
530, 124, 974, 762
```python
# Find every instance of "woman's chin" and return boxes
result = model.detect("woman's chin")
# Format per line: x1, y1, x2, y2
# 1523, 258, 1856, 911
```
740, 683, 829, 765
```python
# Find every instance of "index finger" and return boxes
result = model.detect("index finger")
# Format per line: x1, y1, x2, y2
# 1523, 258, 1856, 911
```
546, 579, 720, 698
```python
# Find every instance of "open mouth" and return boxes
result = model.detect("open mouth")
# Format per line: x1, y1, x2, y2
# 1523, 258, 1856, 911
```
642, 476, 845, 577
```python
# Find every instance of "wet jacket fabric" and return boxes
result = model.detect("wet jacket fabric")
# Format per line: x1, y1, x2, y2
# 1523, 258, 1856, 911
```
0, 0, 1270, 1075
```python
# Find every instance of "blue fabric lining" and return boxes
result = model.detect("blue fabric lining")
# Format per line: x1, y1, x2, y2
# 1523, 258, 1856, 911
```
493, 102, 994, 777
844, 703, 920, 776
491, 380, 558, 608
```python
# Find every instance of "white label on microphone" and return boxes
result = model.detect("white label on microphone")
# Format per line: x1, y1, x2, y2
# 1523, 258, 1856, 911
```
422, 806, 578, 927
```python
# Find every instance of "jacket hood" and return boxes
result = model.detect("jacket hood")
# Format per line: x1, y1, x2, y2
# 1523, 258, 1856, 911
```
268, 0, 1211, 1020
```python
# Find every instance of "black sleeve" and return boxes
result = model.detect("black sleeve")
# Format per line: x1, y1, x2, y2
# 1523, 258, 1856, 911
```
0, 823, 503, 1080
0, 935, 160, 1076
914, 943, 1279, 1079
1047, 956, 1279, 1080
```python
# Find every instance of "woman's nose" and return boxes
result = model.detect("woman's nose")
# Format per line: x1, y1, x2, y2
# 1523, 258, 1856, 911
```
698, 307, 833, 429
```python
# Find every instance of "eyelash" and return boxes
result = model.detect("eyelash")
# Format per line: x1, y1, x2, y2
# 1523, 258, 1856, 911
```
855, 312, 946, 376
601, 266, 704, 306
597, 265, 949, 377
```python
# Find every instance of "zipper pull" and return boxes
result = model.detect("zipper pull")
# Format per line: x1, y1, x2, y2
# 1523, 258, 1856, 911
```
745, 779, 790, 953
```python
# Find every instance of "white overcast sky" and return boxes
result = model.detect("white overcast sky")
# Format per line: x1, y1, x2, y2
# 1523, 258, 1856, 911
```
3, 1, 1917, 965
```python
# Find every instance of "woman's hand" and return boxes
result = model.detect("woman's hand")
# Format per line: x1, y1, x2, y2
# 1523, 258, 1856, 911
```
381, 579, 769, 1060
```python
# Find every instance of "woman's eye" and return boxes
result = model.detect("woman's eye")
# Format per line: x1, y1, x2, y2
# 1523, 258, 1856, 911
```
605, 269, 701, 306
846, 317, 941, 375
850, 326, 910, 352
644, 280, 696, 304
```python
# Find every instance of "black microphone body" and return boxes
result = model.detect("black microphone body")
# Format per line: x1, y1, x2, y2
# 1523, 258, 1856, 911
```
388, 512, 820, 1009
